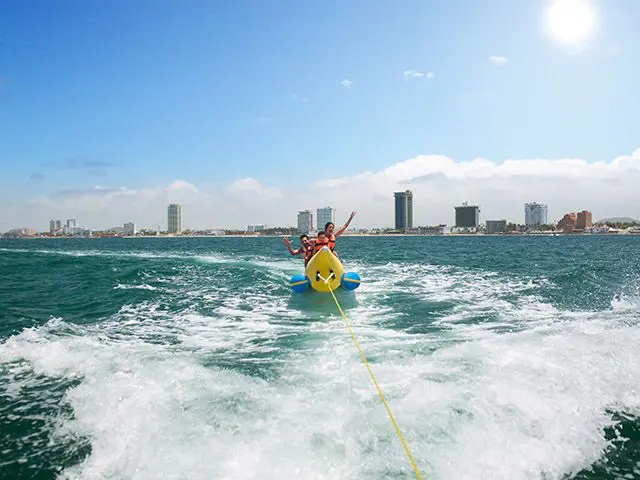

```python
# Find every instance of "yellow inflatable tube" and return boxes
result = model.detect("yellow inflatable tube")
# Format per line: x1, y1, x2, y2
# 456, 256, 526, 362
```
305, 246, 344, 292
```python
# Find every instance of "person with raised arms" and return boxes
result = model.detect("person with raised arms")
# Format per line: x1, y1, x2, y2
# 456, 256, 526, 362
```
324, 210, 356, 256
283, 234, 314, 266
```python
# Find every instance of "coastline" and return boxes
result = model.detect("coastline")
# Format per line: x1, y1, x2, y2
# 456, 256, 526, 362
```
5, 232, 640, 239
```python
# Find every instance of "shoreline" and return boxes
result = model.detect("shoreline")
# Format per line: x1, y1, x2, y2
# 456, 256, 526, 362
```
4, 232, 640, 239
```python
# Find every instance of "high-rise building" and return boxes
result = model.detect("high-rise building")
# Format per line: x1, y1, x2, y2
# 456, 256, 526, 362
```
124, 222, 137, 235
525, 202, 548, 227
316, 207, 336, 231
394, 190, 413, 231
557, 213, 577, 232
167, 204, 182, 233
55, 220, 61, 231
486, 220, 507, 234
49, 219, 57, 233
455, 203, 480, 228
64, 219, 77, 235
576, 210, 593, 230
297, 210, 313, 234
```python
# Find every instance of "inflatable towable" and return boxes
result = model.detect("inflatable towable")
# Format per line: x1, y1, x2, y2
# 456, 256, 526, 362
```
289, 246, 361, 293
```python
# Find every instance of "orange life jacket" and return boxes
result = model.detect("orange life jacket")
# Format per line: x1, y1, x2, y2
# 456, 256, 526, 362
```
313, 238, 330, 254
296, 243, 311, 255
303, 243, 314, 258
327, 233, 336, 252
302, 244, 314, 265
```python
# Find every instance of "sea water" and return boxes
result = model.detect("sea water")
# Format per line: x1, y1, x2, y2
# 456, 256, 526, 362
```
1, 235, 639, 479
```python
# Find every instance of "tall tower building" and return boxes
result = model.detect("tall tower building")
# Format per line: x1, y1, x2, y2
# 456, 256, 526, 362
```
65, 219, 77, 235
454, 202, 480, 228
297, 210, 313, 235
124, 222, 137, 235
394, 190, 413, 231
576, 210, 592, 230
167, 204, 182, 234
525, 202, 548, 227
316, 207, 336, 231
49, 219, 56, 233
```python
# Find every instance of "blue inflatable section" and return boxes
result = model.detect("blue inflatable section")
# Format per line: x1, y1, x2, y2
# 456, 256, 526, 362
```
290, 274, 310, 293
341, 271, 361, 290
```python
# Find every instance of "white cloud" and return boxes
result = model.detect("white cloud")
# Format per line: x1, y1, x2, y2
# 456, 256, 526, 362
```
489, 56, 509, 66
6, 150, 640, 232
291, 93, 308, 103
228, 177, 262, 192
226, 177, 284, 200
403, 70, 435, 80
341, 79, 353, 87
167, 179, 201, 204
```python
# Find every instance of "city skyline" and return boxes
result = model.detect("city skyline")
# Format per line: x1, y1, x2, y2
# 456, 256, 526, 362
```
10, 203, 636, 237
18, 201, 622, 235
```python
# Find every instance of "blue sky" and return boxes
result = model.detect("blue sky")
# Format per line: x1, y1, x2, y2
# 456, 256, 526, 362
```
2, 0, 640, 230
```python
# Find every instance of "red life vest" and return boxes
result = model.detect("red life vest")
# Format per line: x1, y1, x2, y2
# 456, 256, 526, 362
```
313, 238, 330, 254
303, 243, 313, 258
302, 244, 314, 265
327, 233, 336, 252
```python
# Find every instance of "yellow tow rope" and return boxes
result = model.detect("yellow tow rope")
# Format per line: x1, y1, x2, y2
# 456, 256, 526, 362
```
324, 276, 423, 479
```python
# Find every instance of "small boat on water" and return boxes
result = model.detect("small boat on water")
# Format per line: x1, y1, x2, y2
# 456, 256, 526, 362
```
289, 246, 361, 293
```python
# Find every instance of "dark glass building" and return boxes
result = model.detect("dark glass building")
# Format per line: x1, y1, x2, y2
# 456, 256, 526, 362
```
455, 203, 480, 228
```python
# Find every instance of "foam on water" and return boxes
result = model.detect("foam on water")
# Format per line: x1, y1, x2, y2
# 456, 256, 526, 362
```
0, 246, 307, 275
611, 284, 640, 317
347, 262, 640, 478
1, 252, 640, 479
0, 246, 250, 265
113, 283, 160, 291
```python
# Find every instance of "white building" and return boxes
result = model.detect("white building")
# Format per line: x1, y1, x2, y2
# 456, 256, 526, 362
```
247, 224, 265, 233
297, 210, 313, 234
525, 202, 548, 227
63, 219, 78, 235
316, 207, 336, 231
167, 204, 182, 233
124, 222, 137, 235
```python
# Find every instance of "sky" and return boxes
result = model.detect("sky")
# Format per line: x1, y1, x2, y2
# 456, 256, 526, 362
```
1, 0, 639, 231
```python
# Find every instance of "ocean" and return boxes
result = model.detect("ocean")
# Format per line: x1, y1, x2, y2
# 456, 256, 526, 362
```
1, 235, 639, 480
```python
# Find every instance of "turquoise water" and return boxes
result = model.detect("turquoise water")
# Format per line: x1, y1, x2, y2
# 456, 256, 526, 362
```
1, 236, 640, 479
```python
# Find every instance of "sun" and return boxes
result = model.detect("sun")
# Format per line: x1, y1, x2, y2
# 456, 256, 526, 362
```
547, 0, 596, 44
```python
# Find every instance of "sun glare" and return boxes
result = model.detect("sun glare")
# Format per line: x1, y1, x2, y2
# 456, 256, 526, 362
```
547, 0, 596, 44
